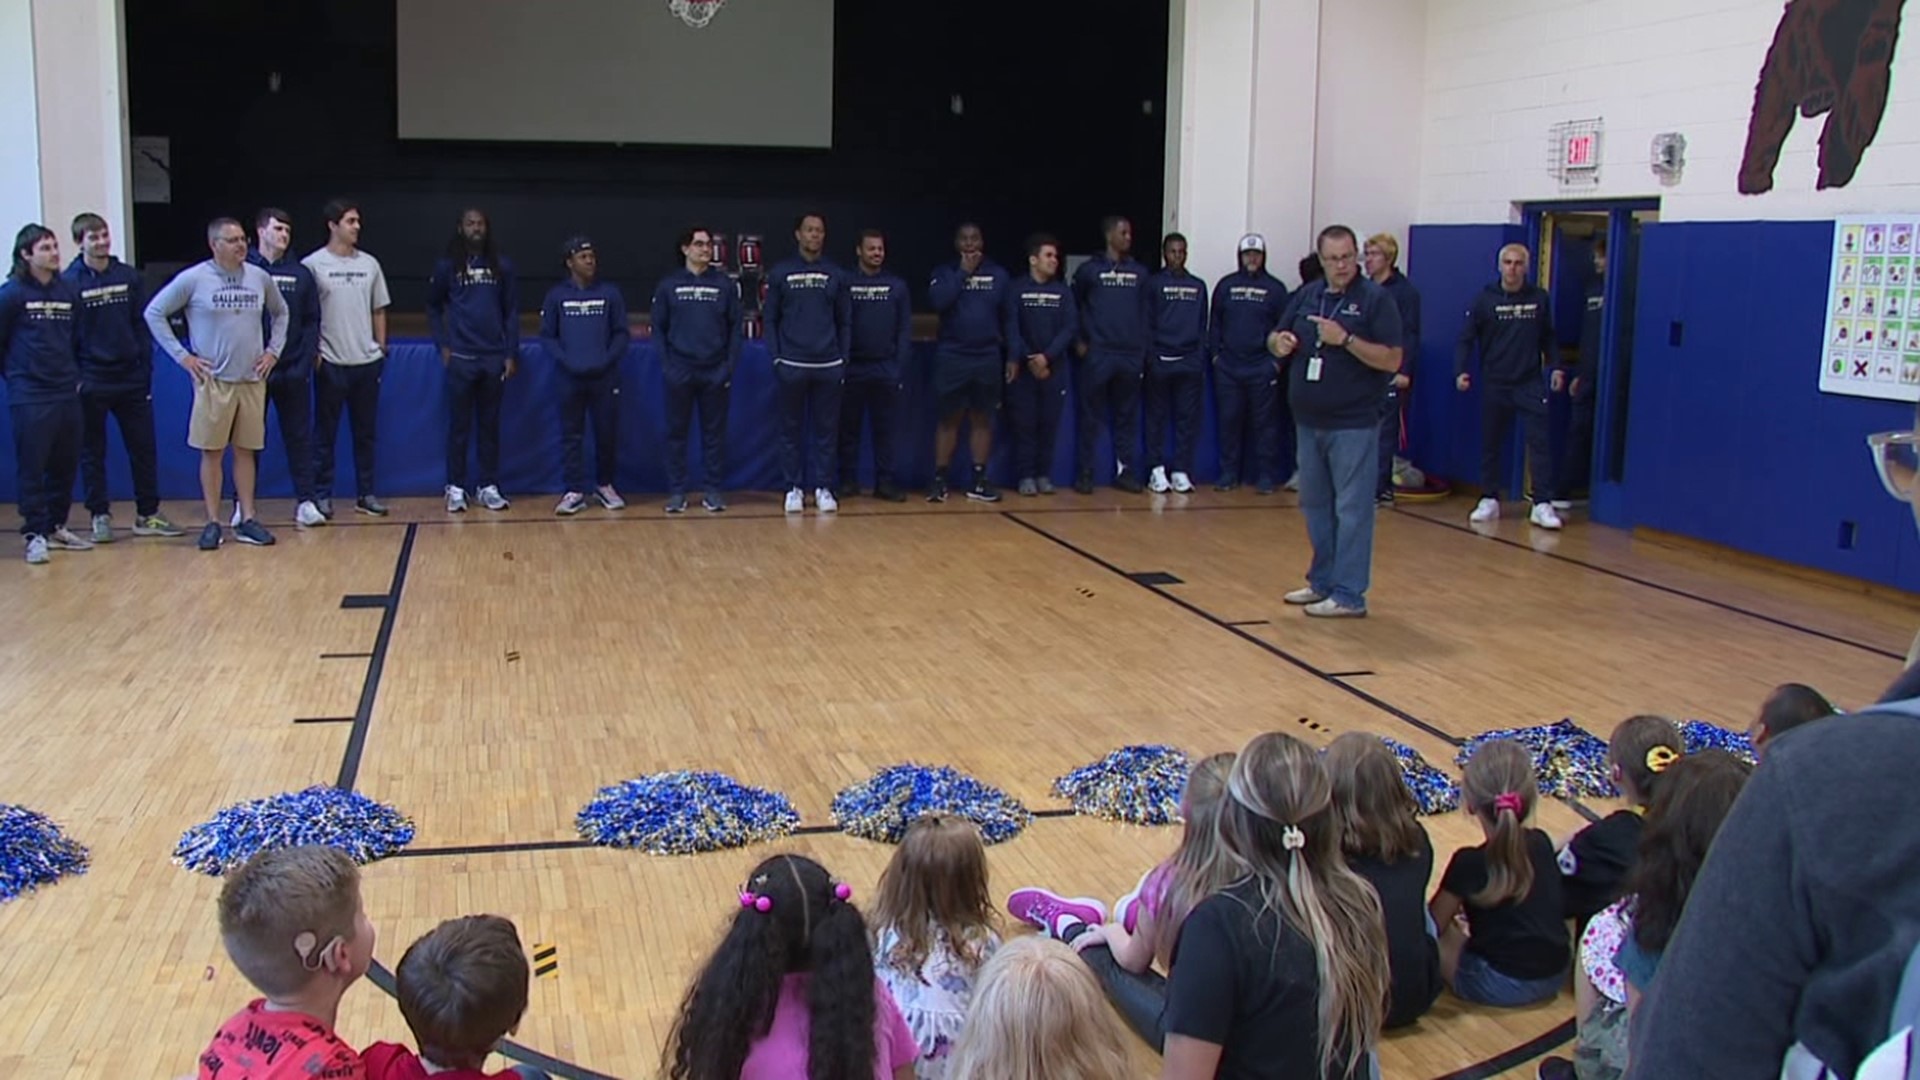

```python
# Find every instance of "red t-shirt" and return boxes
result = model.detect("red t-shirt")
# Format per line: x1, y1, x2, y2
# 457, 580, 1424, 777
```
361, 1042, 517, 1080
199, 999, 364, 1080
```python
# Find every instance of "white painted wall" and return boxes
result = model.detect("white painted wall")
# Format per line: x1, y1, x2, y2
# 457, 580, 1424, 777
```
1418, 0, 1920, 223
1247, 0, 1322, 280
1312, 0, 1426, 258
31, 0, 132, 260
1166, 0, 1260, 286
0, 0, 44, 238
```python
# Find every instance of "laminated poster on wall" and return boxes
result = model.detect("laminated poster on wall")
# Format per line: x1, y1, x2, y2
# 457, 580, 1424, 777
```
1822, 214, 1920, 402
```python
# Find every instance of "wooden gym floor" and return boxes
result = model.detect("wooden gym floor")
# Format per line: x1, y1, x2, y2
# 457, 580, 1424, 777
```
0, 490, 1908, 1079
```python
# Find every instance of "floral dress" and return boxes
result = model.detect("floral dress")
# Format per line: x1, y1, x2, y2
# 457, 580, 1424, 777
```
871, 923, 1001, 1079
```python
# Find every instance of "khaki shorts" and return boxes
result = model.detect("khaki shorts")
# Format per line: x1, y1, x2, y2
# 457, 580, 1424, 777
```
189, 378, 267, 451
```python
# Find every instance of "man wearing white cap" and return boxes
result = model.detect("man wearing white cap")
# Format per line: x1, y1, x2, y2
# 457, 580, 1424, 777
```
1208, 233, 1290, 491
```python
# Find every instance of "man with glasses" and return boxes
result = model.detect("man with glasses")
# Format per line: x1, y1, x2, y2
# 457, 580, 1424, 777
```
144, 218, 289, 550
652, 226, 740, 513
1267, 225, 1403, 618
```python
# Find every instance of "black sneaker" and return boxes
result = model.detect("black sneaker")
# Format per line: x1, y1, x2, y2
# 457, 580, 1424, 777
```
197, 522, 223, 551
927, 475, 949, 503
1375, 489, 1395, 506
1073, 471, 1095, 495
316, 497, 335, 520
665, 493, 687, 514
702, 489, 727, 513
1254, 478, 1277, 495
356, 496, 389, 517
1215, 473, 1239, 492
234, 518, 277, 546
1115, 473, 1144, 494
967, 477, 1001, 503
874, 479, 907, 503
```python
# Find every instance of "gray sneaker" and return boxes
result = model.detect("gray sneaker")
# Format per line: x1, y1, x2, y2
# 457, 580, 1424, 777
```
1035, 476, 1056, 495
133, 513, 185, 537
49, 526, 94, 551
91, 513, 114, 543
665, 492, 688, 514
702, 489, 727, 513
24, 534, 48, 564
1018, 478, 1038, 497
197, 522, 223, 551
316, 497, 335, 520
234, 518, 277, 546
476, 485, 510, 511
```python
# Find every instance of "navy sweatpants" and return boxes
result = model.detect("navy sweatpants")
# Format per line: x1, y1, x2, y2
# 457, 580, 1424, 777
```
776, 360, 843, 490
1480, 376, 1553, 502
315, 359, 383, 500
13, 398, 80, 537
1143, 359, 1203, 476
445, 355, 506, 492
266, 372, 316, 504
1006, 363, 1067, 482
559, 366, 620, 491
837, 367, 898, 489
663, 360, 730, 494
1214, 361, 1291, 485
1077, 352, 1142, 479
79, 384, 159, 518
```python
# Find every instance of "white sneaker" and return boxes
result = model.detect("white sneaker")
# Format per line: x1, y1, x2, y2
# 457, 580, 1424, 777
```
1170, 471, 1194, 493
1469, 497, 1500, 524
230, 501, 243, 528
48, 526, 94, 551
295, 500, 326, 527
555, 491, 588, 516
1148, 466, 1171, 493
445, 485, 468, 513
23, 534, 48, 564
477, 485, 510, 511
1549, 499, 1573, 511
815, 487, 838, 514
1304, 597, 1367, 618
1283, 475, 1300, 492
785, 487, 804, 514
594, 485, 626, 511
1529, 502, 1564, 530
1284, 586, 1326, 605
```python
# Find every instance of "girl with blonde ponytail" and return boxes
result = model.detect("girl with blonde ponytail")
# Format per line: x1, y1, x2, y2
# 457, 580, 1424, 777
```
1429, 740, 1569, 1007
1160, 733, 1389, 1080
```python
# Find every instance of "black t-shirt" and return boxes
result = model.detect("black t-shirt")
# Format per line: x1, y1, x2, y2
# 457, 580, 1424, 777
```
1164, 878, 1360, 1079
1281, 276, 1403, 430
1350, 825, 1443, 1028
1560, 810, 1643, 920
1440, 829, 1570, 980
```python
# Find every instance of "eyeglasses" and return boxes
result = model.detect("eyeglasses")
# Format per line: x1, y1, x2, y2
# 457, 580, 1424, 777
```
1321, 252, 1357, 265
1867, 430, 1920, 502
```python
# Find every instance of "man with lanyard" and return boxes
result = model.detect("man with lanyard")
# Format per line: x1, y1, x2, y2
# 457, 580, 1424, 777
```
247, 208, 325, 528
1071, 215, 1149, 493
427, 207, 517, 514
0, 224, 89, 563
63, 212, 183, 541
305, 198, 391, 518
1552, 239, 1604, 511
1144, 232, 1208, 494
651, 225, 741, 513
1363, 233, 1421, 505
765, 212, 850, 514
838, 228, 910, 502
144, 218, 290, 551
1455, 243, 1562, 530
1007, 233, 1078, 496
1208, 234, 1290, 493
1268, 225, 1403, 618
540, 236, 629, 515
927, 222, 1013, 503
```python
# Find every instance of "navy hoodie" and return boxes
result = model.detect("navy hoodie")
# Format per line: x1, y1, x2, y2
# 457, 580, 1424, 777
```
1072, 254, 1151, 360
247, 248, 320, 380
538, 278, 629, 376
1011, 276, 1078, 364
427, 254, 520, 361
1148, 268, 1209, 368
1376, 269, 1422, 376
1209, 269, 1290, 369
929, 259, 1014, 362
765, 255, 850, 364
1576, 279, 1603, 383
650, 266, 741, 370
847, 268, 912, 374
0, 271, 81, 405
61, 256, 151, 391
1455, 282, 1555, 384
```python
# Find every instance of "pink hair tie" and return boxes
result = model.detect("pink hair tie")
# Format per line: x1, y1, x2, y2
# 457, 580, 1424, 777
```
738, 891, 756, 909
833, 882, 853, 902
739, 891, 773, 912
1492, 792, 1524, 816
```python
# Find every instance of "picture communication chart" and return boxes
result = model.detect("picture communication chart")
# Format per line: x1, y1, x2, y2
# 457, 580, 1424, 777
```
1823, 215, 1920, 402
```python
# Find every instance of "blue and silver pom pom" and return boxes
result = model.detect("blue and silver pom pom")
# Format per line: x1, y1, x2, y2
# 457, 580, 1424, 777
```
175, 785, 415, 876
1381, 739, 1462, 815
1457, 719, 1617, 799
1677, 719, 1757, 764
1052, 745, 1191, 825
833, 764, 1033, 845
0, 804, 89, 903
577, 770, 799, 855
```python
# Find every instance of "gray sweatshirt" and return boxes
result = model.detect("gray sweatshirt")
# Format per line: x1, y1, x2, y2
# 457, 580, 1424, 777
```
144, 259, 288, 382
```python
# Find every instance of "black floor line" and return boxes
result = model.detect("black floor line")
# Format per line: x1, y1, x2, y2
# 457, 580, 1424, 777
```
1326, 669, 1375, 678
334, 524, 418, 791
293, 716, 355, 726
319, 651, 373, 660
367, 960, 621, 1080
1394, 506, 1907, 661
1000, 512, 1465, 749
1225, 619, 1271, 627
284, 499, 1307, 528
1429, 1018, 1576, 1080
392, 838, 597, 859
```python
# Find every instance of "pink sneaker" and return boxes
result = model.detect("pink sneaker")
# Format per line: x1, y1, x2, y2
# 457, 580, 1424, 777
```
1006, 887, 1108, 939
1116, 868, 1155, 935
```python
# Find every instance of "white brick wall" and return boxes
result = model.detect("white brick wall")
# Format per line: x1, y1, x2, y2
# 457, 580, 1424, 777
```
1313, 0, 1427, 255
1418, 0, 1920, 222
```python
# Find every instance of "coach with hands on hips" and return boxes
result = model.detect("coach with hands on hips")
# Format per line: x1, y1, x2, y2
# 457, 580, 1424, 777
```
1269, 225, 1403, 618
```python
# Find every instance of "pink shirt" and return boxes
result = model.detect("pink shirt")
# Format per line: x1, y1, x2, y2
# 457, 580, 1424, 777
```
740, 974, 918, 1080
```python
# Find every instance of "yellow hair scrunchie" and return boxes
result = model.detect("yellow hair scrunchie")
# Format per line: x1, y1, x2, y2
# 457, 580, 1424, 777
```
1645, 745, 1680, 774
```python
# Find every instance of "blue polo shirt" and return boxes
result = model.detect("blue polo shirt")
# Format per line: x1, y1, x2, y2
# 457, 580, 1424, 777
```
1280, 276, 1403, 430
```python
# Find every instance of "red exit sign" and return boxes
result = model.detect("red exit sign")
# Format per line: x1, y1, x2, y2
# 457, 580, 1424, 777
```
1565, 132, 1597, 168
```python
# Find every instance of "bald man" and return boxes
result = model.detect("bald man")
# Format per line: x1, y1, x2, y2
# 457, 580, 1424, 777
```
1455, 243, 1561, 530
